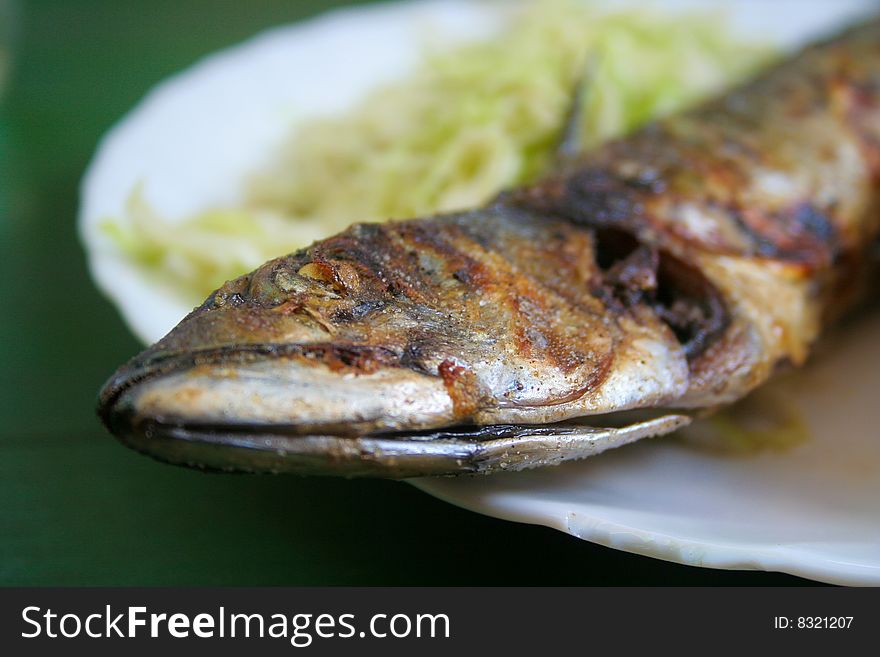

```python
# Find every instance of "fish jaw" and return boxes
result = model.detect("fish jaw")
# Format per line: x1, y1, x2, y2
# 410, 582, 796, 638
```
98, 342, 691, 477
100, 345, 457, 439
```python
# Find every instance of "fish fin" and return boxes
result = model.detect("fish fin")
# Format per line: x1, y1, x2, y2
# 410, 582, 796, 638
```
555, 54, 599, 162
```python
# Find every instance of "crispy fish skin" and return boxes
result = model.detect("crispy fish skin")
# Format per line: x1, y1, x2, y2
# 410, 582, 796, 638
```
512, 18, 880, 408
99, 18, 880, 476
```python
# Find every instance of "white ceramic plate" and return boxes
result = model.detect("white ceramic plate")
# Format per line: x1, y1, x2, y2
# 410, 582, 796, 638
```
80, 0, 880, 584
418, 309, 880, 586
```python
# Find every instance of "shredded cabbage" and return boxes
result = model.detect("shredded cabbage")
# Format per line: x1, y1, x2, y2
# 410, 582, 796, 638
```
104, 0, 774, 302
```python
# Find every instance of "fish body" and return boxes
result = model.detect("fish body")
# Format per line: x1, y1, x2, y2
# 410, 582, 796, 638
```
100, 18, 880, 477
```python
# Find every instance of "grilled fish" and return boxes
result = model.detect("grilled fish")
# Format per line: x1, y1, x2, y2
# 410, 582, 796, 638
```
99, 17, 880, 477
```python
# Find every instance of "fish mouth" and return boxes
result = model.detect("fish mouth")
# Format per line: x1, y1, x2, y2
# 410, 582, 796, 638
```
98, 343, 690, 478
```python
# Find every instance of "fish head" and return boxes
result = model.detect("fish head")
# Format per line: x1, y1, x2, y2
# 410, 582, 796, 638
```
99, 208, 694, 477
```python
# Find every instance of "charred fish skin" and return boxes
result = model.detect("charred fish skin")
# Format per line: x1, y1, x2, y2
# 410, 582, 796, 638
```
513, 17, 880, 406
99, 17, 880, 477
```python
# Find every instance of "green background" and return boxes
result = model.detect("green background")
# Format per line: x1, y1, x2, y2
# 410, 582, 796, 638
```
0, 0, 807, 585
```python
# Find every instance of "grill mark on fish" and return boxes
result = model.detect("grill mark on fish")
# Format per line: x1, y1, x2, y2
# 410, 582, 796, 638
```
449, 219, 617, 381
724, 201, 840, 265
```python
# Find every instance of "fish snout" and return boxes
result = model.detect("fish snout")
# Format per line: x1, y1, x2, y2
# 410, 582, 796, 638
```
97, 340, 462, 472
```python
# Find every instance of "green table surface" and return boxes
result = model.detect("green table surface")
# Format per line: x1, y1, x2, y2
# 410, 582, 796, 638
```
0, 0, 808, 585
